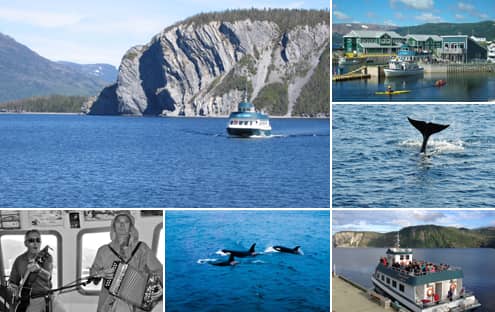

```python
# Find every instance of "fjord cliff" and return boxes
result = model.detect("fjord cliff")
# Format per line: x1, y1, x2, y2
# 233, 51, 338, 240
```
333, 225, 495, 248
88, 9, 329, 117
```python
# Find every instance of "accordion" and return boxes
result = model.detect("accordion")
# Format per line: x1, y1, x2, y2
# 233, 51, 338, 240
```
104, 261, 162, 311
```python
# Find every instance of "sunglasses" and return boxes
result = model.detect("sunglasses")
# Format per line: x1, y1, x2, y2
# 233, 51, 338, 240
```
27, 238, 41, 243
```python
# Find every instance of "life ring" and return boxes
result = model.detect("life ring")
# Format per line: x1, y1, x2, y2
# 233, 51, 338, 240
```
427, 287, 433, 297
450, 283, 457, 291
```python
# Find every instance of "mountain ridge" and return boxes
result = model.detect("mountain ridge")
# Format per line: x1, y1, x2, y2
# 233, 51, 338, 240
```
0, 32, 114, 103
333, 225, 495, 248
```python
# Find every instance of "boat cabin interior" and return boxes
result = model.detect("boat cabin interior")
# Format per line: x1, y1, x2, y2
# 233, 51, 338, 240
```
0, 210, 163, 312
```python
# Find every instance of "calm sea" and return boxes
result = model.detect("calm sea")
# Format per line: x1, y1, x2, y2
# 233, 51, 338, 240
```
333, 248, 495, 312
332, 73, 495, 102
166, 211, 330, 312
333, 104, 495, 207
0, 114, 329, 207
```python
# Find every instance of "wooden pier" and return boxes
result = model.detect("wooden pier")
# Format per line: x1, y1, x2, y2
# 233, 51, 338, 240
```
333, 66, 371, 81
332, 275, 391, 312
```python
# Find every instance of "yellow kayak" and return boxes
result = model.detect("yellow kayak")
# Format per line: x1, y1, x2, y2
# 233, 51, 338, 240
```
375, 90, 411, 95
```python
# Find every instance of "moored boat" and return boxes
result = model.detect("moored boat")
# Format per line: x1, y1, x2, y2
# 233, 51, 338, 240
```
226, 97, 271, 138
384, 58, 424, 77
371, 235, 481, 312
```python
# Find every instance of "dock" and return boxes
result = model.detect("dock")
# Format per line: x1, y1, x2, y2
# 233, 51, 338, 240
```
333, 66, 371, 81
332, 275, 391, 312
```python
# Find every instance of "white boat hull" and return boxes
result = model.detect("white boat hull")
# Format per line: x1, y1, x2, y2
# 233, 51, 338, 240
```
384, 68, 424, 77
372, 276, 481, 312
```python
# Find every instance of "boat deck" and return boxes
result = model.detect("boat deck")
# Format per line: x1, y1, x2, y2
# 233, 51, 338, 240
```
332, 276, 387, 312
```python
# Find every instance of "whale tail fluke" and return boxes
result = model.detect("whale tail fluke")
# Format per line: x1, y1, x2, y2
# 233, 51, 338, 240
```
407, 117, 449, 153
249, 243, 256, 253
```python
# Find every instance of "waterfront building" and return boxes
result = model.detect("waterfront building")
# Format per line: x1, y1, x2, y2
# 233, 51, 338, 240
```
343, 30, 404, 55
405, 34, 442, 54
440, 35, 487, 63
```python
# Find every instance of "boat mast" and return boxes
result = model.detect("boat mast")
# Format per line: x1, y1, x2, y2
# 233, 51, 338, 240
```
396, 231, 400, 248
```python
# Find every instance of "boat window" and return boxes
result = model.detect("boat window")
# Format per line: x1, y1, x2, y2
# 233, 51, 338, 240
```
381, 274, 384, 281
399, 284, 405, 292
152, 223, 164, 265
0, 232, 60, 289
392, 280, 397, 288
386, 277, 390, 284
78, 228, 111, 293
406, 255, 410, 260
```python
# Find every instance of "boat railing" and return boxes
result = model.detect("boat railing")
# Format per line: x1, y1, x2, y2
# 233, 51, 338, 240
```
382, 262, 461, 277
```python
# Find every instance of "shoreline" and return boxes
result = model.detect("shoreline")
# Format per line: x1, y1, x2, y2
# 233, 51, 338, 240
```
0, 111, 330, 119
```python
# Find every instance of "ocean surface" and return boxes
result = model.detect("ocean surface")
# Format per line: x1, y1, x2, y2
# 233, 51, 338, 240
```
0, 114, 329, 207
332, 73, 495, 102
333, 248, 495, 312
166, 211, 330, 312
333, 104, 495, 207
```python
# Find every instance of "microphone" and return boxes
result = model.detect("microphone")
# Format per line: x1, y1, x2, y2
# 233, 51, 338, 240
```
86, 275, 101, 285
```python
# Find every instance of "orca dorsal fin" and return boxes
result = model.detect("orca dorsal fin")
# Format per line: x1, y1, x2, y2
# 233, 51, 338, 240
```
249, 243, 256, 252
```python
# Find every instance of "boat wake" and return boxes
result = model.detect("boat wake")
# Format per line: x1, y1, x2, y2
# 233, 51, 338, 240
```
197, 258, 218, 264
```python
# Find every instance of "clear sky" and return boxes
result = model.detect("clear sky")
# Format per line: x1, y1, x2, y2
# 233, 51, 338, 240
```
333, 0, 494, 27
333, 210, 495, 234
0, 0, 328, 67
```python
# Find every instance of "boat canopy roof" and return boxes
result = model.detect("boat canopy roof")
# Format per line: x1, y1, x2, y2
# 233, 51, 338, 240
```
386, 247, 413, 255
238, 101, 255, 111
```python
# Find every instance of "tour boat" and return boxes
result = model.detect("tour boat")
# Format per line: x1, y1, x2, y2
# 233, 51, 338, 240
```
226, 97, 271, 138
488, 43, 495, 63
384, 58, 424, 77
371, 235, 481, 312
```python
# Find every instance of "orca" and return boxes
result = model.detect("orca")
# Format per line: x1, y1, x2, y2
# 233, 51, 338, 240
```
407, 117, 449, 153
210, 254, 238, 266
273, 245, 302, 255
221, 243, 256, 257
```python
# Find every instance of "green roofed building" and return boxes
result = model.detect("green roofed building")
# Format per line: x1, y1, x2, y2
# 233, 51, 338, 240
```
405, 34, 442, 54
343, 30, 405, 55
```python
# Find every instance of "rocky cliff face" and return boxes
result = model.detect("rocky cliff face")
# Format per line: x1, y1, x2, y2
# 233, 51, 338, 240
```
333, 231, 380, 247
89, 10, 329, 116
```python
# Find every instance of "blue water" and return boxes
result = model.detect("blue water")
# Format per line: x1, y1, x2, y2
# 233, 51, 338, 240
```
0, 114, 329, 207
333, 104, 495, 207
166, 211, 330, 312
332, 73, 495, 101
333, 248, 495, 312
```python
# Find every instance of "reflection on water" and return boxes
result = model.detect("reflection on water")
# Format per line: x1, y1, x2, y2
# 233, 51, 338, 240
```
333, 72, 495, 101
333, 248, 495, 312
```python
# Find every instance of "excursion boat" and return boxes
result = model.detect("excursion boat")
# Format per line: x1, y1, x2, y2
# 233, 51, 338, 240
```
371, 236, 481, 312
384, 44, 424, 77
384, 58, 424, 77
226, 96, 271, 138
488, 43, 495, 63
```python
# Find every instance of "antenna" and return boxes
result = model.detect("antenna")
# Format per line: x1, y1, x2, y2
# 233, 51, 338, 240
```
396, 231, 400, 248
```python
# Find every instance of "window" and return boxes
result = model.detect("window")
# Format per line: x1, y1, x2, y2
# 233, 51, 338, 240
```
1, 232, 60, 288
381, 274, 385, 281
386, 277, 390, 284
392, 280, 397, 288
399, 284, 405, 292
153, 224, 164, 265
78, 229, 111, 292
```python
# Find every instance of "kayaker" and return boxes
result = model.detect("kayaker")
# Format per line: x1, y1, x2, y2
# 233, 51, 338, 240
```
387, 85, 393, 93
